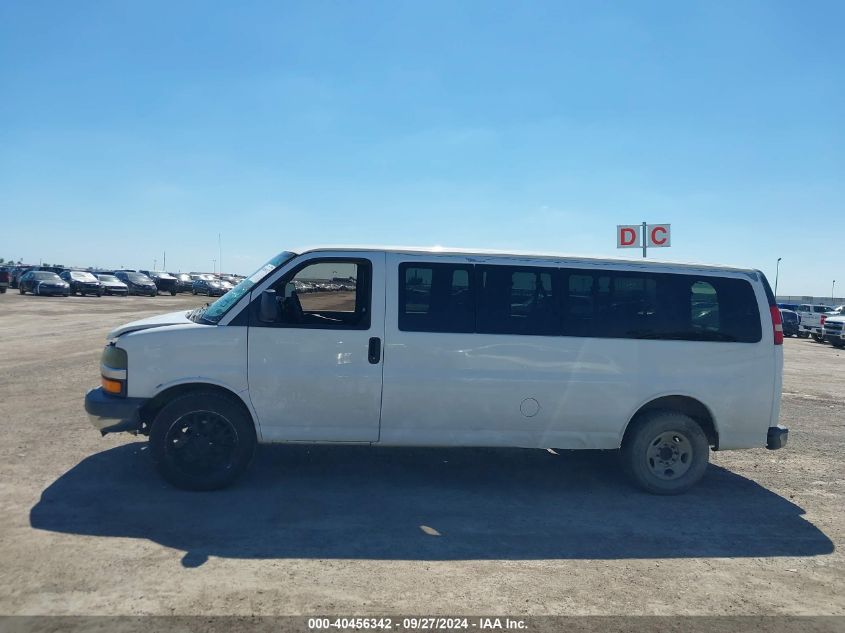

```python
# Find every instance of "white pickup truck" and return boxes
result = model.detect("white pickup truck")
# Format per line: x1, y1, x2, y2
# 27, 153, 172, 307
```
796, 304, 834, 342
822, 305, 845, 348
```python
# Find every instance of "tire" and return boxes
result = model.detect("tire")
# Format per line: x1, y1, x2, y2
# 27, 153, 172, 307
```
812, 334, 824, 343
149, 391, 257, 491
192, 288, 197, 295
0, 287, 5, 293
97, 290, 103, 297
170, 290, 176, 296
621, 411, 710, 495
798, 331, 810, 339
19, 286, 25, 295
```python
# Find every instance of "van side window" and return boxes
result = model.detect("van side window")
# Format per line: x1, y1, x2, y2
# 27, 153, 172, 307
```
561, 271, 658, 338
398, 263, 474, 332
476, 265, 558, 335
264, 260, 370, 329
560, 270, 761, 342
701, 277, 762, 342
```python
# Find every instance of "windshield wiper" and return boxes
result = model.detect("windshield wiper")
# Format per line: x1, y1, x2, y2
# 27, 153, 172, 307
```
186, 306, 209, 323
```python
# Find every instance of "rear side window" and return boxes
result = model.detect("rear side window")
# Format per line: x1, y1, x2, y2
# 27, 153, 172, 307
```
560, 269, 761, 342
399, 263, 474, 332
476, 265, 558, 335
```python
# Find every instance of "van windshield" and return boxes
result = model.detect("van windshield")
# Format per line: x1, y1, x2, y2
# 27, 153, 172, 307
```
192, 251, 296, 324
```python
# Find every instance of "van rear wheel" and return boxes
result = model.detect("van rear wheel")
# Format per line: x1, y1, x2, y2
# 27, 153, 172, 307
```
149, 391, 257, 491
621, 412, 709, 495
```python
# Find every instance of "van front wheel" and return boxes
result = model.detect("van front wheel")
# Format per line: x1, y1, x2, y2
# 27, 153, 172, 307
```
621, 412, 709, 495
149, 392, 257, 491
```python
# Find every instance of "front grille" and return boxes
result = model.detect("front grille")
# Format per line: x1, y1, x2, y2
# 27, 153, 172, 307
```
825, 321, 844, 333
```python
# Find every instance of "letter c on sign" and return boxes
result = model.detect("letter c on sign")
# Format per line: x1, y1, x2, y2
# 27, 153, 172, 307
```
651, 226, 667, 245
621, 228, 636, 246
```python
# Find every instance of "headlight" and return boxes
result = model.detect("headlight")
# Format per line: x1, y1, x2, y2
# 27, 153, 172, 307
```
100, 345, 128, 396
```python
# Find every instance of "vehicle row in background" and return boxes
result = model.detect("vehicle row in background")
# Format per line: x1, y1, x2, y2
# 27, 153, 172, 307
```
2, 263, 246, 299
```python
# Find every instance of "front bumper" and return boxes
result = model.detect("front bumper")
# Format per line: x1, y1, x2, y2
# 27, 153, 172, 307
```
38, 285, 69, 295
84, 387, 146, 435
75, 284, 102, 294
767, 425, 789, 450
129, 286, 157, 295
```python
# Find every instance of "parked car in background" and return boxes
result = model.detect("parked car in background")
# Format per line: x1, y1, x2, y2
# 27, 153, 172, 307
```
796, 304, 832, 341
18, 270, 70, 296
96, 274, 129, 296
778, 303, 800, 313
114, 271, 157, 296
191, 274, 230, 296
0, 267, 9, 293
60, 270, 103, 296
822, 312, 845, 348
139, 270, 178, 296
10, 266, 35, 289
171, 273, 193, 293
779, 309, 799, 337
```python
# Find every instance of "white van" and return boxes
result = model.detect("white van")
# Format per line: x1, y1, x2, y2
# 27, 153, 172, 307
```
84, 247, 788, 494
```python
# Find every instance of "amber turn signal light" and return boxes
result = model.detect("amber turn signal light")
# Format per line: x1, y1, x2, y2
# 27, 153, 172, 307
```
101, 376, 123, 395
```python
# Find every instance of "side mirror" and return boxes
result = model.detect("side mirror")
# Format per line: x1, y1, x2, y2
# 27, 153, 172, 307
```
258, 289, 281, 323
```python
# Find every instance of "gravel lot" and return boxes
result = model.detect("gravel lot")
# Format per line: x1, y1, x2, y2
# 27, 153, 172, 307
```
0, 292, 843, 616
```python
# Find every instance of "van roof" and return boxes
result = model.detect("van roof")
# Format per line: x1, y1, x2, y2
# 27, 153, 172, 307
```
294, 245, 760, 275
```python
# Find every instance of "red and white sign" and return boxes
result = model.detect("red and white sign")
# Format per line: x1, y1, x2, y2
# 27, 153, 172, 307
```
647, 223, 671, 247
616, 225, 641, 248
617, 223, 671, 249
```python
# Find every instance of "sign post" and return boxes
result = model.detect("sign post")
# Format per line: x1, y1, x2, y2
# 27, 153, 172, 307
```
641, 221, 647, 258
617, 223, 671, 257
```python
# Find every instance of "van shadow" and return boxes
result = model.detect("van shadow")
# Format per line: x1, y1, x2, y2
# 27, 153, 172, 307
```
30, 443, 833, 567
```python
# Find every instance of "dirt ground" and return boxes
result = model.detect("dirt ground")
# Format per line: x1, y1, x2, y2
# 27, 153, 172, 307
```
0, 292, 842, 616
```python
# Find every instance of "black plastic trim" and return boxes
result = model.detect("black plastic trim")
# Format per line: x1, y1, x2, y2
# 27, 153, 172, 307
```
766, 425, 789, 450
85, 387, 145, 421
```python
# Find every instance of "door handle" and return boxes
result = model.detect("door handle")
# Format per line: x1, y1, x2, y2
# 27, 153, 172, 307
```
368, 337, 381, 364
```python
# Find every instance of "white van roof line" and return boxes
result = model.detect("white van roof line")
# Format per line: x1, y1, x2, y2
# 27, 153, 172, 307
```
292, 245, 758, 274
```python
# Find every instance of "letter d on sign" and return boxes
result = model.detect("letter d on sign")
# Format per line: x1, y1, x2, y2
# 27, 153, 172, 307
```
617, 225, 641, 248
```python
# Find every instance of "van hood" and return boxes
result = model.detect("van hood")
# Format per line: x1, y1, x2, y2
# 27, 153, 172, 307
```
109, 310, 194, 338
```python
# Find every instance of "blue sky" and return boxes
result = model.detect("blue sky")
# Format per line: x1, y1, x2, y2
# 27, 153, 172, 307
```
1, 1, 842, 296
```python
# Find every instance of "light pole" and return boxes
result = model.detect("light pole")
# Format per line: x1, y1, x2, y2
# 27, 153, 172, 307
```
774, 257, 782, 298
212, 259, 216, 274
833, 280, 837, 304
